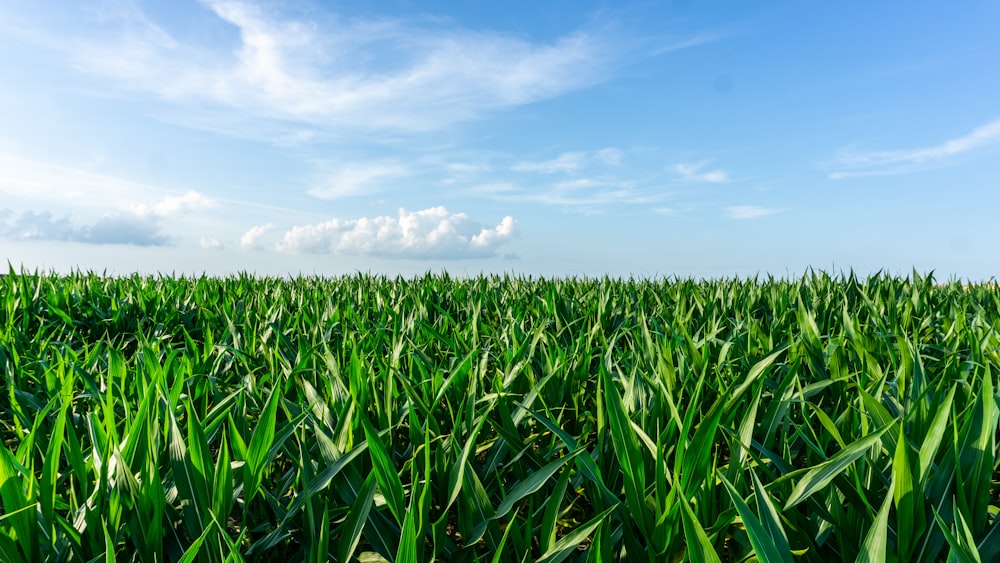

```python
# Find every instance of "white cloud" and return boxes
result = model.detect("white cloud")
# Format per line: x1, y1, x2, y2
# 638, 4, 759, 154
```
0, 208, 169, 246
0, 209, 76, 241
0, 188, 220, 246
240, 223, 276, 250
650, 33, 727, 56
83, 215, 169, 246
276, 207, 517, 259
513, 148, 623, 174
446, 162, 491, 174
470, 216, 518, 250
554, 178, 604, 190
652, 207, 677, 216
0, 153, 166, 209
674, 161, 729, 183
513, 152, 588, 174
132, 191, 219, 218
469, 183, 520, 196
724, 205, 781, 219
32, 1, 638, 135
201, 237, 224, 249
472, 178, 660, 213
830, 118, 1000, 178
307, 163, 407, 199
0, 156, 224, 238
505, 188, 658, 214
440, 161, 493, 185
442, 148, 669, 213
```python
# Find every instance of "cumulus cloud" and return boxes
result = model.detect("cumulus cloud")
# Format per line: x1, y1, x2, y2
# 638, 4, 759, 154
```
674, 161, 729, 183
470, 216, 518, 250
724, 205, 781, 220
0, 191, 217, 246
830, 118, 1000, 179
0, 209, 76, 241
240, 223, 277, 250
0, 208, 168, 246
82, 215, 169, 246
275, 207, 518, 259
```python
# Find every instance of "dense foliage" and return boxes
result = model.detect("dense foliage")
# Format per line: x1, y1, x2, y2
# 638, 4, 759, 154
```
0, 270, 998, 562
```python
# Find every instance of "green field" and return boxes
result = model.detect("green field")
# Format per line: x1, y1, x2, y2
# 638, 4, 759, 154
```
0, 271, 997, 562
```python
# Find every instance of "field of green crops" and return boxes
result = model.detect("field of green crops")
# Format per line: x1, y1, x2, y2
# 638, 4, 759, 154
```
0, 271, 998, 562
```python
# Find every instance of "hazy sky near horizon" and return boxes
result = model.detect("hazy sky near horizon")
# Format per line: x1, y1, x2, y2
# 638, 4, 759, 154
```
1, 1, 998, 278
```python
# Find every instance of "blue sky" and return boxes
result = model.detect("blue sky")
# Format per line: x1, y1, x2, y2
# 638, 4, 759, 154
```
1, 0, 998, 278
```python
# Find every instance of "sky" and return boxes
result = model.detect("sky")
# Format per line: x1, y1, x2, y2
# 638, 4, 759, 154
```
1, 0, 999, 279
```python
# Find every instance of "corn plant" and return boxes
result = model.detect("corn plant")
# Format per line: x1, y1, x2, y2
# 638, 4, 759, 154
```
0, 268, 997, 561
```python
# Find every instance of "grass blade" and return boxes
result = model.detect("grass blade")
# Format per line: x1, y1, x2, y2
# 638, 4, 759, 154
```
855, 478, 894, 563
362, 417, 407, 527
719, 474, 792, 563
678, 492, 722, 563
535, 504, 618, 563
785, 421, 894, 509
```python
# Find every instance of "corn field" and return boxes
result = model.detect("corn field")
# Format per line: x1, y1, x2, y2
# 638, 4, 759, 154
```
0, 270, 998, 562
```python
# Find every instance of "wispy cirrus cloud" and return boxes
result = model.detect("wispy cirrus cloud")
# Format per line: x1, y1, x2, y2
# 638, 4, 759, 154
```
307, 162, 408, 200
553, 178, 605, 190
513, 152, 588, 174
458, 147, 674, 213
484, 183, 659, 214
14, 0, 650, 137
724, 205, 782, 220
830, 118, 1000, 179
513, 148, 623, 174
446, 162, 492, 174
0, 153, 169, 209
673, 161, 729, 183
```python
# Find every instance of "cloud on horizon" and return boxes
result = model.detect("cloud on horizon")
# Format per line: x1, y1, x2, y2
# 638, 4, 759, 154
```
0, 191, 219, 246
273, 206, 518, 259
0, 208, 169, 246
